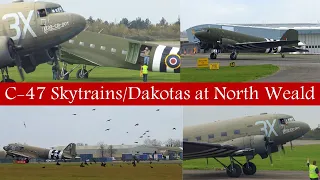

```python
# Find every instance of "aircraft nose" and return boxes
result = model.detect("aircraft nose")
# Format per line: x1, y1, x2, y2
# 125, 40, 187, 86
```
300, 121, 311, 135
74, 14, 86, 31
195, 32, 204, 39
3, 146, 8, 151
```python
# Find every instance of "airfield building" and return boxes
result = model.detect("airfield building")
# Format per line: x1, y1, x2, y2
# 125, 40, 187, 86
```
54, 144, 182, 161
185, 23, 320, 54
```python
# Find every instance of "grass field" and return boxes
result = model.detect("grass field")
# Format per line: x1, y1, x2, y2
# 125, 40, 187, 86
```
183, 144, 320, 171
181, 64, 279, 82
7, 64, 179, 82
0, 162, 182, 180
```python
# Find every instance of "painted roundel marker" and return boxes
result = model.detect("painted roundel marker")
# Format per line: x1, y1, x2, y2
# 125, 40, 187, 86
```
165, 54, 181, 69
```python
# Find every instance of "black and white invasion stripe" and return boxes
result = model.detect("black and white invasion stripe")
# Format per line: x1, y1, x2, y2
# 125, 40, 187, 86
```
151, 45, 180, 73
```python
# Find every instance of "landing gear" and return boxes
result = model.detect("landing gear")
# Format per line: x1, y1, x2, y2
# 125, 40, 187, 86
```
209, 49, 218, 59
213, 156, 257, 178
1, 67, 15, 82
243, 162, 256, 175
281, 53, 285, 58
59, 62, 98, 80
230, 51, 238, 60
214, 157, 242, 178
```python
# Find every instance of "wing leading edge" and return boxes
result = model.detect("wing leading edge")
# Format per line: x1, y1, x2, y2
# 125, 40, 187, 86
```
232, 40, 300, 51
183, 141, 240, 160
6, 150, 37, 159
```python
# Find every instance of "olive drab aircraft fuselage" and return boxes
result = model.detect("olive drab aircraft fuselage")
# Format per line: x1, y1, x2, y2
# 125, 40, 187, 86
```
0, 0, 86, 82
2, 143, 78, 163
58, 30, 181, 81
193, 27, 308, 60
183, 113, 311, 178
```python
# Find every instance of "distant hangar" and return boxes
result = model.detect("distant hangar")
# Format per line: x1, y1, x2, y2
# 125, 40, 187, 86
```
185, 23, 320, 54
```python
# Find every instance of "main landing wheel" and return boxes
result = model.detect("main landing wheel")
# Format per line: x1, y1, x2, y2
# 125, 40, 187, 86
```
230, 52, 237, 60
210, 53, 217, 59
76, 69, 89, 79
226, 163, 242, 178
242, 162, 256, 175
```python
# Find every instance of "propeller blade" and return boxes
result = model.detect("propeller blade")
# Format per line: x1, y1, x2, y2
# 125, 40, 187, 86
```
290, 141, 293, 150
54, 46, 62, 79
15, 56, 25, 82
206, 158, 208, 167
281, 145, 285, 154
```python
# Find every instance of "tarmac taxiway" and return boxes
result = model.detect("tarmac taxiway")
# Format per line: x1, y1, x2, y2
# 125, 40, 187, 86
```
182, 54, 320, 82
183, 170, 307, 180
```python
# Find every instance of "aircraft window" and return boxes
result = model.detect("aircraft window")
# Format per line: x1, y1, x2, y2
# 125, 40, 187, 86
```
221, 132, 227, 136
183, 138, 188, 142
208, 134, 214, 139
38, 9, 47, 17
234, 130, 240, 135
196, 136, 201, 141
279, 118, 286, 125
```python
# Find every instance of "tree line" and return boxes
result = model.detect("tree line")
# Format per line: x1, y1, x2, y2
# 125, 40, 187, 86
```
86, 16, 180, 41
299, 128, 320, 140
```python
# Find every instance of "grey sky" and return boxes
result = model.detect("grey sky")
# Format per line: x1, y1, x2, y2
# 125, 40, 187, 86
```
184, 106, 320, 129
180, 0, 320, 30
1, 0, 179, 24
0, 106, 182, 148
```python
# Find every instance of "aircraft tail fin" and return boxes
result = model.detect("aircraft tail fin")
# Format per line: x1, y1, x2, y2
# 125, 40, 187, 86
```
64, 143, 77, 158
281, 29, 299, 46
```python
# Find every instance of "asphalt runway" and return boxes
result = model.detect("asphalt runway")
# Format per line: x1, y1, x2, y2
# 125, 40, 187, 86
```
182, 53, 320, 82
183, 170, 307, 180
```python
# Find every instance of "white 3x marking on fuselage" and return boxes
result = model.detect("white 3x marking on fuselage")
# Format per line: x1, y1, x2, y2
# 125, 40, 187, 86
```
255, 119, 279, 137
2, 10, 37, 41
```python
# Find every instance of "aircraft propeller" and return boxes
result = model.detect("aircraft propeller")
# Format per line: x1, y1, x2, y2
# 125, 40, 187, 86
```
264, 136, 274, 166
54, 46, 62, 79
290, 141, 293, 150
13, 30, 25, 82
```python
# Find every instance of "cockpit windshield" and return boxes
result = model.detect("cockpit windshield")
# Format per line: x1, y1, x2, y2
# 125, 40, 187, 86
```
7, 144, 24, 151
279, 117, 295, 125
46, 6, 65, 14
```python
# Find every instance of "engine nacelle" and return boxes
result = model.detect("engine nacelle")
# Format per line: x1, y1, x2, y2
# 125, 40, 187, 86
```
48, 149, 63, 160
0, 36, 16, 68
219, 38, 238, 47
221, 135, 267, 155
21, 47, 58, 73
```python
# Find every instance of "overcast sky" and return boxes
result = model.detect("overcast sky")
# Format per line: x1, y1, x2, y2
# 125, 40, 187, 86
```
184, 106, 320, 129
0, 106, 182, 148
180, 0, 320, 30
0, 0, 179, 24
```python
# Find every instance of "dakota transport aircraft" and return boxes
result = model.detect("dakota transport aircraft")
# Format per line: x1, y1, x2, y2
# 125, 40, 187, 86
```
183, 113, 311, 178
0, 0, 86, 82
58, 29, 181, 80
193, 27, 308, 60
3, 143, 78, 163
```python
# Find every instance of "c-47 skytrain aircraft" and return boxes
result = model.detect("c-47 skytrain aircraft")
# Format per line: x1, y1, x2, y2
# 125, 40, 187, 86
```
3, 143, 78, 163
0, 0, 86, 82
183, 113, 311, 178
58, 30, 181, 80
194, 27, 308, 60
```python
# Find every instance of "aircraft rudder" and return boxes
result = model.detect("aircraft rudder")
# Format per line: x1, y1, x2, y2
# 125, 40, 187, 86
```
281, 29, 299, 42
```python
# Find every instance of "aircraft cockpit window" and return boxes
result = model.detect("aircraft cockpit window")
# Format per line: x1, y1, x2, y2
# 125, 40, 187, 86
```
46, 6, 65, 14
287, 117, 295, 122
37, 9, 47, 17
279, 118, 286, 125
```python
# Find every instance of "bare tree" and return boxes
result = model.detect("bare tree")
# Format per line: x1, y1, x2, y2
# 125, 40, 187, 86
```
97, 142, 107, 158
144, 139, 162, 146
165, 138, 182, 147
107, 145, 117, 157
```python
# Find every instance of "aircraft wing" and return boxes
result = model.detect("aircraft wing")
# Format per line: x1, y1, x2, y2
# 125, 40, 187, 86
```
232, 40, 300, 50
60, 48, 101, 66
6, 150, 37, 159
183, 141, 240, 160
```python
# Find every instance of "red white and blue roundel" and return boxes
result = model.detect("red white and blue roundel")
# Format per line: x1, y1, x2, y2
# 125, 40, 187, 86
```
165, 54, 181, 69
